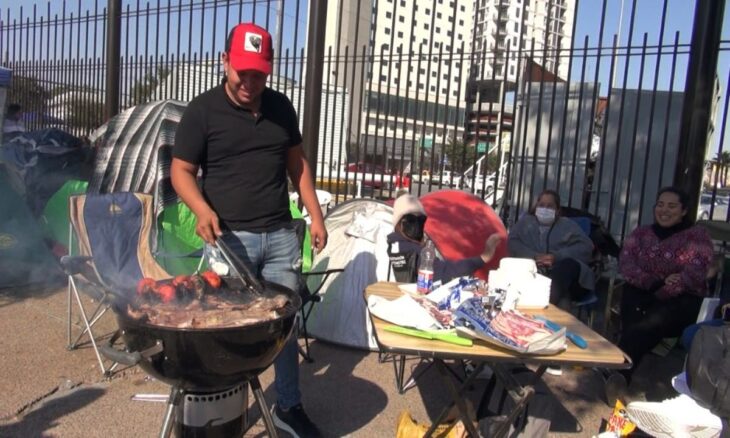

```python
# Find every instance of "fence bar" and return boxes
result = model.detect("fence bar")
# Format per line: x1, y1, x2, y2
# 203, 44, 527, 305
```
105, 0, 121, 119
635, 0, 669, 225
302, 0, 326, 179
675, 0, 726, 219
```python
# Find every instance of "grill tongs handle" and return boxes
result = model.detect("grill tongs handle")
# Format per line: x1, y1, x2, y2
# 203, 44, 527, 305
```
215, 238, 264, 295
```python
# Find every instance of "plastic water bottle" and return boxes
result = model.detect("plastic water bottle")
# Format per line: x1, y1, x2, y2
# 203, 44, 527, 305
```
416, 240, 436, 294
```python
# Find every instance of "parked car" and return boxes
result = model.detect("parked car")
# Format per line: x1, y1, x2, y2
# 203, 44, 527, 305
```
462, 173, 496, 195
698, 193, 729, 221
430, 170, 462, 187
344, 162, 391, 190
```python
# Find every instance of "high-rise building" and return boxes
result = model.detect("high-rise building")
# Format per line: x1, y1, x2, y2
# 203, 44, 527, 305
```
472, 0, 574, 86
320, 0, 574, 172
467, 0, 574, 148
323, 0, 474, 171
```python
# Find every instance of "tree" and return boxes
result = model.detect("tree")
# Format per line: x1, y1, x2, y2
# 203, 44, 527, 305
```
130, 66, 171, 106
442, 136, 500, 175
442, 137, 475, 173
712, 150, 730, 187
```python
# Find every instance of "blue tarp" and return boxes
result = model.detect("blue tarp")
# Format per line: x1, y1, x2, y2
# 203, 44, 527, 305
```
2, 128, 93, 216
0, 68, 11, 87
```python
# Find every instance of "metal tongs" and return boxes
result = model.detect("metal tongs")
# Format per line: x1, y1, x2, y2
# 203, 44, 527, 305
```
214, 238, 264, 295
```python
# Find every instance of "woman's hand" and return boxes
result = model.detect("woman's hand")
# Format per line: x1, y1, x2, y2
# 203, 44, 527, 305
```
535, 253, 555, 268
480, 233, 502, 263
665, 273, 681, 286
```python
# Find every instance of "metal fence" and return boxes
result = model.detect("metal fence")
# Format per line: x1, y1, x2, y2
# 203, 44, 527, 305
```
1, 0, 729, 242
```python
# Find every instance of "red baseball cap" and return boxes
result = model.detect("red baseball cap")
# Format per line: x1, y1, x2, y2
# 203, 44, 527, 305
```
225, 23, 273, 75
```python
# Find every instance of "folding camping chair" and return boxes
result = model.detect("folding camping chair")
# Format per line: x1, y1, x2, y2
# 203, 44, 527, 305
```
562, 208, 620, 328
292, 218, 344, 362
61, 192, 170, 376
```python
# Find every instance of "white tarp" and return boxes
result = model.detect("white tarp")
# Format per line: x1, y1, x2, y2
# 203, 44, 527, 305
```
305, 199, 394, 350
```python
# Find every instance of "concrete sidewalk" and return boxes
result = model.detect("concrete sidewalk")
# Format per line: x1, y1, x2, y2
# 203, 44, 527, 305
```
0, 282, 684, 437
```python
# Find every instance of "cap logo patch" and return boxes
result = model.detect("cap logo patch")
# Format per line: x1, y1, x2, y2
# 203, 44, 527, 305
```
244, 32, 263, 53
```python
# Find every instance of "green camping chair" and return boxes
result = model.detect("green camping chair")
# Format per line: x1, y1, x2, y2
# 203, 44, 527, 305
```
62, 192, 170, 376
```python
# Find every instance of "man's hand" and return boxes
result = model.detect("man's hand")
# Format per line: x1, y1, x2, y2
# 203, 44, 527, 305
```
534, 253, 555, 268
480, 233, 502, 263
310, 220, 328, 252
195, 208, 222, 244
665, 273, 681, 286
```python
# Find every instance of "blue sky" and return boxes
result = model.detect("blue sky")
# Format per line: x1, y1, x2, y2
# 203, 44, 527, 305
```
571, 0, 730, 158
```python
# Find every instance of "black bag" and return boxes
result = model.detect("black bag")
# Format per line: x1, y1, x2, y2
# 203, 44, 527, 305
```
387, 241, 418, 283
686, 325, 730, 419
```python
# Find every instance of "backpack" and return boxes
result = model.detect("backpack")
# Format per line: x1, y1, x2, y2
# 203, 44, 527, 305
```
686, 324, 730, 419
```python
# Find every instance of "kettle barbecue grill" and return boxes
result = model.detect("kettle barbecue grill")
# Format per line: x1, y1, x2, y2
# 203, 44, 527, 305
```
101, 274, 301, 438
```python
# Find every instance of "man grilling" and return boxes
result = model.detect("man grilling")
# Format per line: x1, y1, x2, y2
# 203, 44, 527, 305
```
171, 22, 326, 438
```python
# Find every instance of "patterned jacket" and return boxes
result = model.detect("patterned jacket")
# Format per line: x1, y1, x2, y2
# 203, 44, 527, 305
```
619, 224, 714, 299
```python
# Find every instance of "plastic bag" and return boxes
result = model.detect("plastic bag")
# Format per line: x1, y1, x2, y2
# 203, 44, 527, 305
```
395, 410, 467, 438
604, 400, 636, 436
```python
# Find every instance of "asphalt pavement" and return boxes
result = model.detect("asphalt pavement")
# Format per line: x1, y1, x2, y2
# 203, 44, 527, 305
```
0, 280, 684, 437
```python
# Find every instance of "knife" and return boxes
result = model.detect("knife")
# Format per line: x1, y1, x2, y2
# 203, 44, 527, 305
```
384, 325, 473, 347
534, 316, 588, 349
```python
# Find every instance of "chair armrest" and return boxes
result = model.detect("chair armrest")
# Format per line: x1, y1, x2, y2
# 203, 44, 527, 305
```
302, 268, 345, 297
304, 268, 345, 276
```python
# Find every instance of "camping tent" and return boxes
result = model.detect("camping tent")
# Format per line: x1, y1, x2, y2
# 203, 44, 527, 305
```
1, 128, 92, 216
88, 100, 186, 214
305, 198, 394, 350
86, 100, 202, 273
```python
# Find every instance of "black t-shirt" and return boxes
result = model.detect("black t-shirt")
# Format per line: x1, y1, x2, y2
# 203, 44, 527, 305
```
173, 85, 303, 232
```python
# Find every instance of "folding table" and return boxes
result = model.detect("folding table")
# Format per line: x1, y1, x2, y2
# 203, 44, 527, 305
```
365, 281, 631, 437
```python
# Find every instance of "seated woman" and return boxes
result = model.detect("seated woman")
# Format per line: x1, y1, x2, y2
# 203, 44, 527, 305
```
386, 193, 500, 283
606, 187, 714, 401
507, 189, 595, 308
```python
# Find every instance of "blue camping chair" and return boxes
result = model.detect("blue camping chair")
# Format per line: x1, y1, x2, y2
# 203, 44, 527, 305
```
565, 215, 602, 327
61, 192, 170, 376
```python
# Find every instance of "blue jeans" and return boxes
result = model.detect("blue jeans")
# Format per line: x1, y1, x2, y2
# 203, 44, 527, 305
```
207, 225, 302, 409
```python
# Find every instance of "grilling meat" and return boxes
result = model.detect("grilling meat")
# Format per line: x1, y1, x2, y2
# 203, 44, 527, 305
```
128, 275, 291, 329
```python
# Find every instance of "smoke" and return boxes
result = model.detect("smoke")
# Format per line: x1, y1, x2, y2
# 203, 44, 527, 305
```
0, 128, 92, 291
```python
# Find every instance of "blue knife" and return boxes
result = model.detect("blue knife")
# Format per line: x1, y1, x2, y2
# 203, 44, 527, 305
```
534, 316, 588, 349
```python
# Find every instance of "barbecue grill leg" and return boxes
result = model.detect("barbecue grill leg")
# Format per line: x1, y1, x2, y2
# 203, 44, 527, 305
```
250, 377, 279, 438
159, 387, 183, 438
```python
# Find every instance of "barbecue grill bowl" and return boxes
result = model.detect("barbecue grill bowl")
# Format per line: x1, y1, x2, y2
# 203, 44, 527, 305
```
111, 278, 301, 391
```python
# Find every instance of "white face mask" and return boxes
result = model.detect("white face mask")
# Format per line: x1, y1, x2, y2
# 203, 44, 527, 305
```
535, 207, 556, 225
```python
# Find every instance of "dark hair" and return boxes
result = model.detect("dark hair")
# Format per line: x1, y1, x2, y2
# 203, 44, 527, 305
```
529, 189, 561, 215
655, 186, 692, 226
656, 186, 689, 209
225, 28, 236, 54
6, 104, 21, 117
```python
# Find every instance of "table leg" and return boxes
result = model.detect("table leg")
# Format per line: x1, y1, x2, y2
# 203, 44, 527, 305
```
423, 360, 482, 438
490, 365, 538, 438
392, 355, 434, 394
